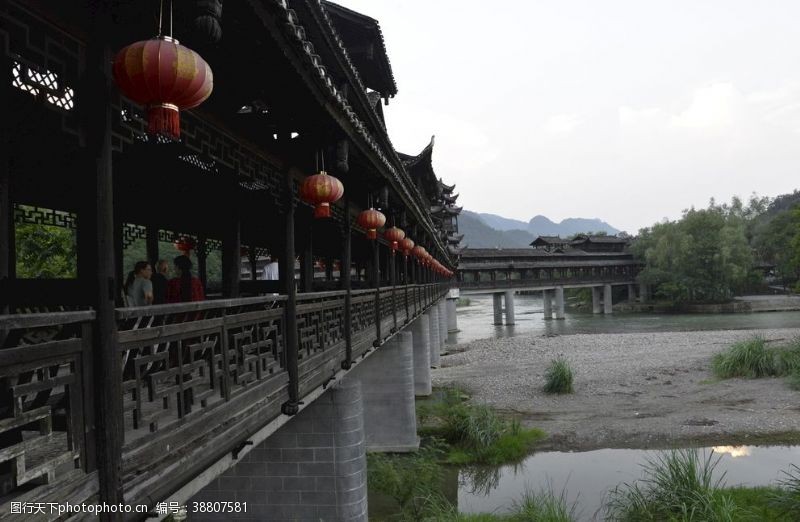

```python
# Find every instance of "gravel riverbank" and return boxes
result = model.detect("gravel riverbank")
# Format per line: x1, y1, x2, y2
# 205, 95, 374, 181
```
433, 328, 800, 451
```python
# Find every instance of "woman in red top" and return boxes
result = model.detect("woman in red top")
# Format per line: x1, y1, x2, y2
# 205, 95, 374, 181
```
166, 255, 206, 303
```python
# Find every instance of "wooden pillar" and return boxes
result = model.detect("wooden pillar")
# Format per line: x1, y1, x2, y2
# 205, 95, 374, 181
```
249, 249, 258, 281
403, 254, 409, 322
145, 225, 159, 265
282, 173, 300, 415
325, 255, 333, 281
81, 3, 124, 514
196, 236, 208, 292
372, 240, 381, 346
389, 248, 397, 331
300, 223, 313, 293
340, 220, 352, 369
0, 69, 9, 310
0, 54, 10, 322
222, 213, 241, 298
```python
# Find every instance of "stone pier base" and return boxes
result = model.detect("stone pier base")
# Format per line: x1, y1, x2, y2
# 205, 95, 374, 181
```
411, 316, 432, 397
543, 289, 553, 320
426, 306, 441, 368
438, 300, 448, 347
189, 380, 368, 521
349, 331, 418, 452
554, 287, 565, 320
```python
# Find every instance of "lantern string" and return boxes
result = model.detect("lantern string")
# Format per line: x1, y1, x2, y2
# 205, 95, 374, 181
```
169, 0, 174, 39
158, 0, 163, 36
321, 150, 326, 172
315, 150, 319, 173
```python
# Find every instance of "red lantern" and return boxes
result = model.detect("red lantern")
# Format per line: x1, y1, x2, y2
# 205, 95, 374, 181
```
399, 238, 415, 256
175, 236, 195, 255
299, 171, 345, 218
113, 37, 213, 139
384, 227, 406, 251
411, 245, 426, 261
356, 208, 386, 239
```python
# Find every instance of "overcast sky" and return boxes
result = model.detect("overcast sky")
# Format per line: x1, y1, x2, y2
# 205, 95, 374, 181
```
337, 0, 800, 233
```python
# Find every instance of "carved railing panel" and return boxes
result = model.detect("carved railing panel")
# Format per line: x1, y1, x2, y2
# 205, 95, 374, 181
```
116, 297, 288, 490
296, 292, 347, 396
0, 312, 98, 512
350, 291, 376, 358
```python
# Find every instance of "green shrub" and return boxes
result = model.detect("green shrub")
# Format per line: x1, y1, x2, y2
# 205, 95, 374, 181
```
605, 449, 742, 521
510, 485, 577, 521
771, 464, 800, 517
774, 339, 800, 375
787, 371, 800, 391
420, 388, 545, 465
368, 444, 445, 520
543, 357, 574, 394
712, 337, 776, 378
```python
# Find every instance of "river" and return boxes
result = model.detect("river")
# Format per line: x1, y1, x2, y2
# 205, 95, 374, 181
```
449, 293, 800, 345
444, 296, 800, 520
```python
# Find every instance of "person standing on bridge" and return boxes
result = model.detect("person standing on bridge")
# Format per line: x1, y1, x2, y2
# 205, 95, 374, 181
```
166, 255, 205, 303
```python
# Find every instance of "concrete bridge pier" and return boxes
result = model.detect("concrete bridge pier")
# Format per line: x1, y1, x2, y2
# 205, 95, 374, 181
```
492, 293, 503, 325
639, 283, 649, 303
350, 331, 418, 452
446, 295, 459, 333
411, 315, 432, 397
555, 287, 566, 320
427, 306, 441, 368
190, 379, 368, 521
627, 284, 636, 302
592, 287, 602, 314
504, 290, 516, 325
604, 284, 613, 314
438, 300, 448, 347
543, 289, 553, 319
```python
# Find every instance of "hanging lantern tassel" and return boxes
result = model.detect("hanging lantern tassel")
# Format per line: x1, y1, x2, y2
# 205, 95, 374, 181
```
299, 171, 345, 218
384, 226, 405, 252
357, 208, 386, 239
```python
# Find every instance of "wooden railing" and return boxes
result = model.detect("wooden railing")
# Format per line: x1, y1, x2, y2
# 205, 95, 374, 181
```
0, 283, 448, 511
0, 311, 99, 513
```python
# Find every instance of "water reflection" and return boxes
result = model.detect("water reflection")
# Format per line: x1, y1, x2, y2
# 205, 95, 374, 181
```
450, 294, 800, 345
712, 445, 752, 458
457, 445, 800, 521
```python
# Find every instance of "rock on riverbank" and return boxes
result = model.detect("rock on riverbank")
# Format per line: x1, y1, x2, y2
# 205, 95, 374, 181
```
432, 328, 800, 451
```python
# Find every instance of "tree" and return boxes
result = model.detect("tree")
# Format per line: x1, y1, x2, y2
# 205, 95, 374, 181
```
632, 197, 755, 303
15, 223, 77, 279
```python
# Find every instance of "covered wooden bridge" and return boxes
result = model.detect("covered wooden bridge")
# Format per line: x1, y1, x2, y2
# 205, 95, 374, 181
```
0, 1, 456, 520
457, 240, 643, 323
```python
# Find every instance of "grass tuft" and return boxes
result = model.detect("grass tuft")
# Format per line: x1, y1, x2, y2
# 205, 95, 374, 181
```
770, 463, 800, 517
543, 357, 574, 394
419, 388, 545, 466
712, 337, 775, 378
604, 449, 742, 521
510, 485, 577, 521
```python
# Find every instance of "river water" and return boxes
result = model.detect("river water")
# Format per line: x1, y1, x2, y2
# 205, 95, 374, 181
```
445, 296, 800, 520
458, 445, 799, 520
449, 293, 800, 345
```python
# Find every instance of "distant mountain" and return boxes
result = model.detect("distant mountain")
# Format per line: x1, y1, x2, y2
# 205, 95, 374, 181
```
528, 215, 619, 237
459, 211, 535, 248
478, 213, 529, 232
459, 211, 620, 248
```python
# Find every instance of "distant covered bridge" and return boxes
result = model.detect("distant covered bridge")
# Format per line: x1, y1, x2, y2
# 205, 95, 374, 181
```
456, 236, 646, 323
